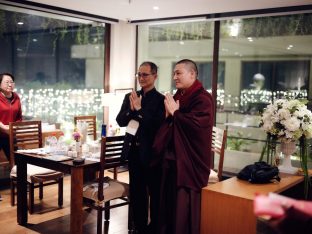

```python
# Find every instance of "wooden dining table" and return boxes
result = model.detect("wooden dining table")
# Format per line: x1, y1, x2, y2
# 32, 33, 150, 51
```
15, 151, 100, 234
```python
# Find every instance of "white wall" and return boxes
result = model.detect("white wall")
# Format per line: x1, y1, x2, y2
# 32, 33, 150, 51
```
110, 21, 137, 92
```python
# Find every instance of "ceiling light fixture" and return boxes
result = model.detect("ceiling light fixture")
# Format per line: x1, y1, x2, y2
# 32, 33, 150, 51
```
17, 21, 24, 25
153, 6, 159, 10
230, 24, 239, 37
287, 45, 294, 50
229, 19, 241, 37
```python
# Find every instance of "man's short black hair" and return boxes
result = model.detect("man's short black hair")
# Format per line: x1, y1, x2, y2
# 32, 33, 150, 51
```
140, 61, 158, 74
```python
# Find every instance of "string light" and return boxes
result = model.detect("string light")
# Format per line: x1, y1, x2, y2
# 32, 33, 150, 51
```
17, 88, 106, 138
16, 88, 308, 129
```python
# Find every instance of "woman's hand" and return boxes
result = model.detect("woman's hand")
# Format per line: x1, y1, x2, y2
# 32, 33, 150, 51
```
0, 122, 9, 133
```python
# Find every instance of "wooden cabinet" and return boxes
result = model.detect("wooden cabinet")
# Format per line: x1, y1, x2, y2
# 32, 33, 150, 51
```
200, 174, 304, 234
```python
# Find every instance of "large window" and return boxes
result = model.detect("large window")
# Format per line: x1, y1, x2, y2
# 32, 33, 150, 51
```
219, 14, 312, 114
137, 21, 215, 92
218, 13, 312, 173
0, 5, 106, 133
137, 12, 312, 174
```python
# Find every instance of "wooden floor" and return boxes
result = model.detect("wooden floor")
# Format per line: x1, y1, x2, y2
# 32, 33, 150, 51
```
0, 170, 130, 234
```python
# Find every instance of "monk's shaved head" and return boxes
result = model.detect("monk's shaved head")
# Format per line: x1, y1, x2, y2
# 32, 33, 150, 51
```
175, 59, 198, 78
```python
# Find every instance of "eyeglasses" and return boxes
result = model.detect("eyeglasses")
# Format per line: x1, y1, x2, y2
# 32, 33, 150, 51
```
3, 81, 15, 86
135, 73, 154, 79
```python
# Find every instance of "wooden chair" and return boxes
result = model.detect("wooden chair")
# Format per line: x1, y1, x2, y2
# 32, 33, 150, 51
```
83, 136, 133, 234
74, 115, 97, 141
0, 149, 10, 177
9, 120, 64, 214
208, 126, 227, 184
74, 115, 122, 180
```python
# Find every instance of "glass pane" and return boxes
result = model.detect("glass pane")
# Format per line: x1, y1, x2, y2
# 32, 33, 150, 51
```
0, 5, 106, 137
138, 20, 215, 93
217, 13, 312, 173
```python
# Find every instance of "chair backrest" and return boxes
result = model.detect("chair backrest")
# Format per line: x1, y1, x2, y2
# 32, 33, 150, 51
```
98, 135, 126, 201
74, 115, 97, 140
211, 126, 227, 181
9, 120, 42, 168
0, 150, 10, 175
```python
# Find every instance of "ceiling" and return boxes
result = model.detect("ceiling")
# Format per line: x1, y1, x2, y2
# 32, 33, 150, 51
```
26, 0, 312, 22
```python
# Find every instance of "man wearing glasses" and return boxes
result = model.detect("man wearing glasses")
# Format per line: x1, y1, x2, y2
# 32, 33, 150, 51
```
116, 62, 165, 234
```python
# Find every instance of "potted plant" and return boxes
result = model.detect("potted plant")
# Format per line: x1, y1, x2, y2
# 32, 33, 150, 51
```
259, 99, 312, 198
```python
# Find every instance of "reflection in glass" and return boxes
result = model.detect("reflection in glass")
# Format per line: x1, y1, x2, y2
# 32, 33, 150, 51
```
217, 13, 312, 172
138, 20, 215, 93
139, 13, 312, 173
0, 5, 105, 126
219, 14, 311, 114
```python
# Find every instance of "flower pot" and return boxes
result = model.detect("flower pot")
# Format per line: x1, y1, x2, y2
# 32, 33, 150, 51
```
278, 140, 298, 174
77, 121, 88, 144
75, 140, 82, 158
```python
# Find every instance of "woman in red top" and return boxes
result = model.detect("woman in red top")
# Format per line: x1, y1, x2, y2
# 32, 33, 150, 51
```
0, 73, 22, 161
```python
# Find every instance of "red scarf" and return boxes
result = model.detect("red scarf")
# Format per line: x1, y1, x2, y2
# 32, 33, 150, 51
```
174, 79, 203, 108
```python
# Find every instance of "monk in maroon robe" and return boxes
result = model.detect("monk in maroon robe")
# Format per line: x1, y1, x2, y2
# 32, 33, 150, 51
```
152, 59, 214, 234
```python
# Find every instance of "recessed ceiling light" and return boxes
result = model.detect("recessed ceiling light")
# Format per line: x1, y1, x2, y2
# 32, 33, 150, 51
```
287, 45, 294, 50
229, 24, 239, 37
153, 6, 159, 10
32, 38, 37, 42
17, 22, 24, 25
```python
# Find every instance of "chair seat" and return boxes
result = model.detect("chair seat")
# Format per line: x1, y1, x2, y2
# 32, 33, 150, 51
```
83, 177, 129, 203
10, 164, 63, 183
208, 169, 219, 184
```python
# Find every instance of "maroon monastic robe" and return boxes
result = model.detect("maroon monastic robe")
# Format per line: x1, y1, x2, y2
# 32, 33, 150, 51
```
153, 79, 214, 234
